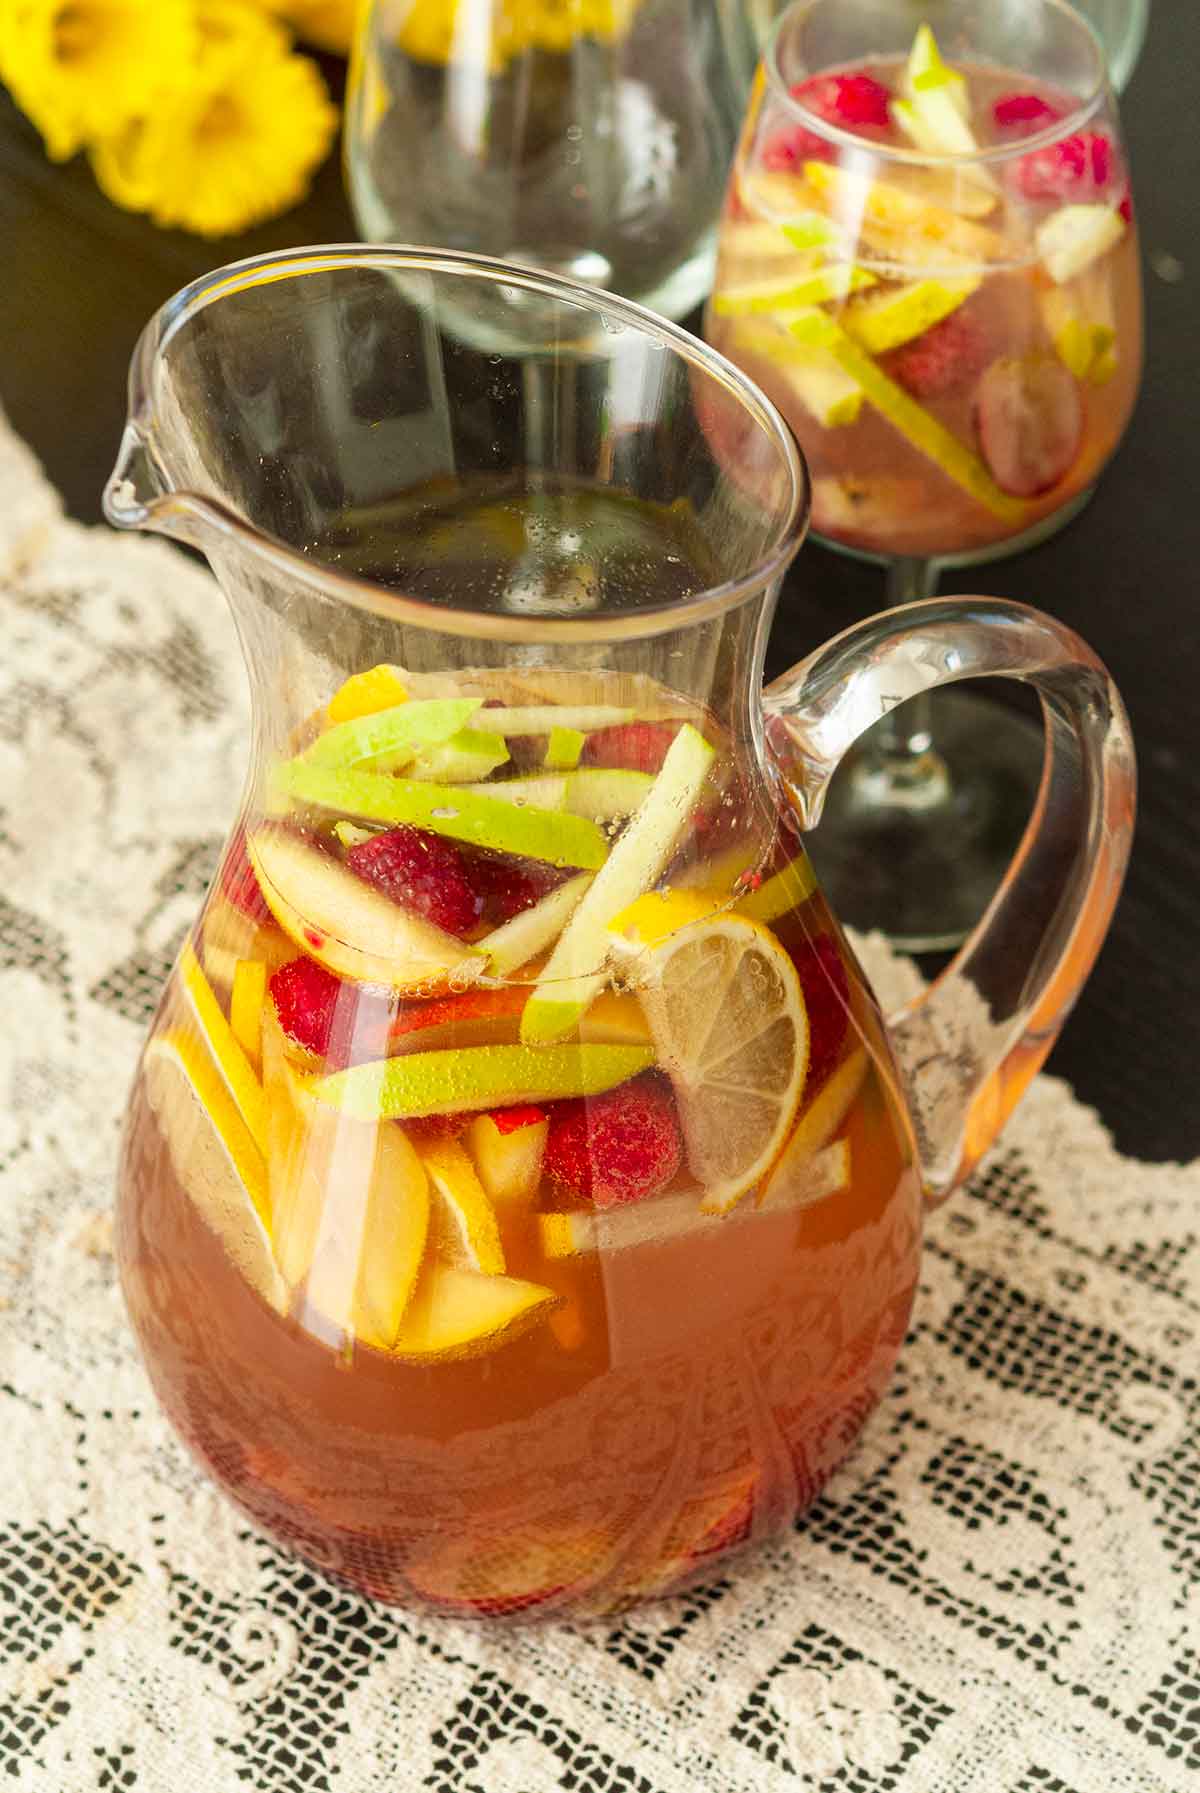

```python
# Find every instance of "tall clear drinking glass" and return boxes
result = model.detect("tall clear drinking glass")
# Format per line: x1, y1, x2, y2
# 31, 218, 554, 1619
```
706, 0, 1142, 946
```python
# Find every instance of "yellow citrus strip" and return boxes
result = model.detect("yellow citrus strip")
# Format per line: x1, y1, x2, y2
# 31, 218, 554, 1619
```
179, 939, 268, 1155
229, 958, 267, 1074
326, 663, 408, 724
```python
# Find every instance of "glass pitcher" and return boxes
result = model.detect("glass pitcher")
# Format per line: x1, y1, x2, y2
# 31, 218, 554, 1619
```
104, 247, 1133, 1622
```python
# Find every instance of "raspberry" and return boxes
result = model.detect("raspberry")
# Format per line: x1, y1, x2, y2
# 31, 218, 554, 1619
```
884, 309, 992, 399
269, 957, 391, 1062
490, 1104, 547, 1135
796, 72, 893, 129
581, 722, 680, 774
992, 92, 1064, 133
219, 825, 271, 924
790, 934, 850, 1093
1009, 130, 1118, 202
345, 826, 483, 937
544, 1073, 682, 1208
468, 850, 566, 922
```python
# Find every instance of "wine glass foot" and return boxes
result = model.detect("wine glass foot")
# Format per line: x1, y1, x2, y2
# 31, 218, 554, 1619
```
804, 689, 1045, 953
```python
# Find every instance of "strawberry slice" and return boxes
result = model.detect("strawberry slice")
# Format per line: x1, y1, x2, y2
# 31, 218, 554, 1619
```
974, 354, 1083, 498
581, 721, 681, 775
544, 1072, 682, 1209
884, 309, 992, 401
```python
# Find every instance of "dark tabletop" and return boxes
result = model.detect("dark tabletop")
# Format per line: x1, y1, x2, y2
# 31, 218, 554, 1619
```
2, 15, 1197, 1165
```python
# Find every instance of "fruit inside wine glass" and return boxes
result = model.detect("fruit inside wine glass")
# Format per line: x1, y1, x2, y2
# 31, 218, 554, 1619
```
117, 659, 921, 1619
706, 20, 1141, 562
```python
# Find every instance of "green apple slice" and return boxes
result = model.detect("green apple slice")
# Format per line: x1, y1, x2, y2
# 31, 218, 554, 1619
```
1037, 204, 1126, 285
520, 724, 716, 1044
903, 22, 969, 118
402, 729, 510, 784
482, 873, 594, 978
843, 275, 981, 355
469, 704, 634, 735
543, 726, 585, 771
248, 828, 483, 989
303, 698, 482, 771
727, 320, 864, 427
460, 768, 653, 823
281, 762, 609, 869
309, 1040, 656, 1119
712, 262, 876, 317
787, 310, 1029, 525
540, 1140, 850, 1257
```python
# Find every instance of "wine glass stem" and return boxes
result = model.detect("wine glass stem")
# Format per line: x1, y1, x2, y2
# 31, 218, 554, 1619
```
850, 558, 951, 812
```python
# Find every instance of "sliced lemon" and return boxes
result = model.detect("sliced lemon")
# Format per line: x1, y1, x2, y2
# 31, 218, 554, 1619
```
418, 1137, 506, 1275
229, 958, 267, 1073
802, 162, 1013, 268
388, 1262, 560, 1362
736, 855, 818, 925
632, 913, 808, 1214
179, 939, 268, 1154
309, 1041, 656, 1120
326, 663, 408, 725
143, 1031, 285, 1312
843, 275, 981, 355
757, 1047, 866, 1213
608, 886, 725, 950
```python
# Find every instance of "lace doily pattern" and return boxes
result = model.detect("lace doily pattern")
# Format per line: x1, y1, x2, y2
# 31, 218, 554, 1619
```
1, 410, 1197, 1791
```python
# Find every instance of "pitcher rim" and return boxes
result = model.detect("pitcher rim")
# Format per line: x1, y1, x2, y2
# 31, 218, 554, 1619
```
106, 245, 811, 644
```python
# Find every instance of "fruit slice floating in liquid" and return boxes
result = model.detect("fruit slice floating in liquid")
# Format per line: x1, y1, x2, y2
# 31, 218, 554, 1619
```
402, 729, 510, 784
542, 1072, 683, 1208
179, 939, 269, 1154
539, 1140, 849, 1258
974, 353, 1084, 498
787, 309, 1030, 524
629, 913, 809, 1214
466, 1105, 548, 1209
735, 855, 818, 925
458, 769, 654, 823
344, 825, 485, 939
303, 698, 482, 771
520, 724, 716, 1044
144, 1030, 285, 1312
309, 1041, 657, 1121
1036, 203, 1125, 285
711, 262, 877, 317
543, 726, 585, 770
388, 985, 529, 1053
248, 828, 485, 991
481, 872, 594, 978
418, 1137, 506, 1274
388, 1261, 560, 1363
843, 275, 981, 355
468, 703, 635, 735
280, 762, 609, 869
229, 958, 267, 1074
1040, 275, 1117, 384
759, 1050, 866, 1209
802, 161, 1015, 268
723, 320, 865, 428
303, 1122, 432, 1351
325, 662, 408, 725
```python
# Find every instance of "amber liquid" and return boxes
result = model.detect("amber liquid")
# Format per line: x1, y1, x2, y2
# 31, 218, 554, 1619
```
117, 871, 921, 1620
707, 58, 1143, 560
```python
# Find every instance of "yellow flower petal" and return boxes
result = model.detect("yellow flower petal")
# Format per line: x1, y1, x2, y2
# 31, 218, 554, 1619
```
0, 0, 196, 161
262, 0, 363, 56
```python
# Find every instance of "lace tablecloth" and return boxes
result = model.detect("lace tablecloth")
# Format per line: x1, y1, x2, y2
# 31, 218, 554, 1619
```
1, 407, 1197, 1792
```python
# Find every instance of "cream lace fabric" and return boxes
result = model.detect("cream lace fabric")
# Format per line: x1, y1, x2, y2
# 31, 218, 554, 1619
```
0, 408, 1197, 1792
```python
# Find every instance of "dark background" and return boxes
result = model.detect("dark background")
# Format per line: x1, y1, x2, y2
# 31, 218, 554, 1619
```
2, 9, 1197, 1163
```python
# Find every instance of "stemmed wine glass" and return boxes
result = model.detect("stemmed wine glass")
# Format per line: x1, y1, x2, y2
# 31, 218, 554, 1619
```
705, 0, 1142, 948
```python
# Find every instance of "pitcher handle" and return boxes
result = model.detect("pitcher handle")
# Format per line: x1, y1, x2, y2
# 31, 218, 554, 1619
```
762, 596, 1135, 1205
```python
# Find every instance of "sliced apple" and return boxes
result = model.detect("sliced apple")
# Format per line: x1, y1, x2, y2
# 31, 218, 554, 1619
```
1037, 203, 1126, 285
388, 986, 529, 1053
843, 275, 981, 355
460, 769, 653, 822
758, 1131, 852, 1216
787, 309, 1029, 524
303, 697, 482, 771
544, 726, 585, 771
802, 162, 1013, 267
539, 1139, 849, 1258
326, 663, 408, 725
143, 1030, 285, 1312
520, 725, 716, 1043
399, 729, 510, 784
179, 939, 268, 1155
902, 22, 969, 117
418, 1137, 506, 1274
725, 320, 864, 428
229, 959, 267, 1074
711, 262, 876, 317
466, 1107, 548, 1210
469, 704, 634, 735
481, 872, 594, 978
309, 1041, 656, 1120
303, 1122, 431, 1350
248, 828, 483, 991
388, 1261, 560, 1362
280, 763, 609, 869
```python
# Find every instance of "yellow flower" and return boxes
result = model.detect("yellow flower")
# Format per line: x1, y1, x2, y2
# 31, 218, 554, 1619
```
260, 0, 363, 56
91, 3, 338, 236
388, 0, 638, 70
0, 0, 197, 161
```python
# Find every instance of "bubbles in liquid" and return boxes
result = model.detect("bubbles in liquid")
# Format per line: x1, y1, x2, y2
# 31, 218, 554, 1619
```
430, 807, 459, 821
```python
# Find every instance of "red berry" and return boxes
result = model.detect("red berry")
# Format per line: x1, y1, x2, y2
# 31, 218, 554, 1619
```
795, 72, 893, 130
344, 826, 483, 938
269, 957, 391, 1062
219, 826, 271, 925
544, 1073, 682, 1208
468, 850, 565, 923
582, 721, 680, 775
1009, 130, 1119, 202
992, 92, 1064, 133
885, 310, 992, 400
1118, 187, 1134, 224
790, 934, 850, 1094
974, 354, 1083, 498
490, 1104, 547, 1136
761, 125, 833, 172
